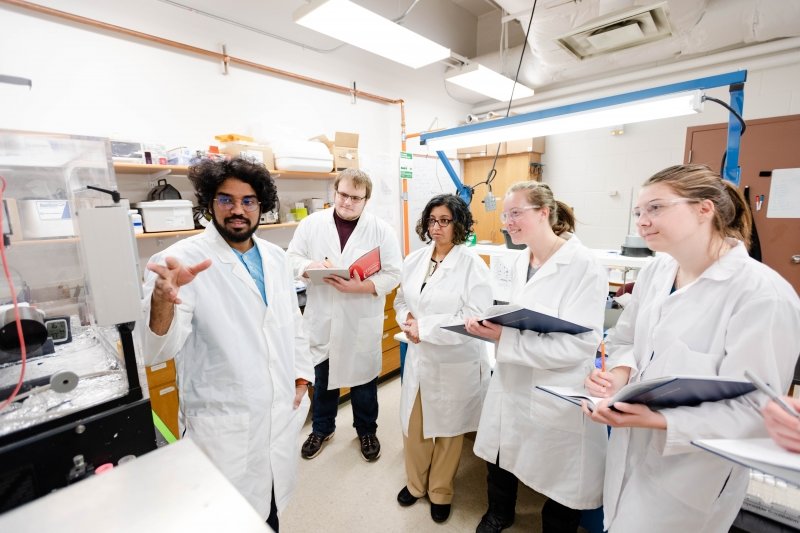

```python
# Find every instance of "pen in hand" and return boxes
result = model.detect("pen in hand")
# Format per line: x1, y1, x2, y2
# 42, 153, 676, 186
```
745, 369, 800, 420
600, 341, 606, 372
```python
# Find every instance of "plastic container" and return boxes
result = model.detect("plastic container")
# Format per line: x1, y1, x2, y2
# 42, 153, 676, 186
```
134, 200, 194, 232
129, 210, 143, 234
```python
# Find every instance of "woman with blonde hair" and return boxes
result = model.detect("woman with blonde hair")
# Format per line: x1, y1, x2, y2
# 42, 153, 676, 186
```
466, 181, 608, 533
585, 164, 800, 532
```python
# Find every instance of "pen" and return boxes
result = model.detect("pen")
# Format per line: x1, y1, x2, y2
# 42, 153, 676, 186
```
600, 341, 606, 372
744, 369, 800, 420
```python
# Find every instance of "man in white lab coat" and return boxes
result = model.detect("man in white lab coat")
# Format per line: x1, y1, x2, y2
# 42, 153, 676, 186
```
287, 169, 402, 462
142, 158, 314, 532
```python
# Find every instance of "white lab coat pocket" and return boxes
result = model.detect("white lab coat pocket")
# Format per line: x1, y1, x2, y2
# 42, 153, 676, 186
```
355, 315, 383, 354
656, 339, 721, 376
186, 413, 250, 484
439, 360, 480, 402
426, 287, 461, 315
531, 388, 583, 434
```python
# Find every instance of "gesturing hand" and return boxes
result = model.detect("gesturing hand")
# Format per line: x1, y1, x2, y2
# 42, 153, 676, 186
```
147, 256, 212, 305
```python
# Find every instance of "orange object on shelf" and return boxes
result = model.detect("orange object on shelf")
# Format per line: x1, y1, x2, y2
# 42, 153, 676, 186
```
214, 133, 254, 143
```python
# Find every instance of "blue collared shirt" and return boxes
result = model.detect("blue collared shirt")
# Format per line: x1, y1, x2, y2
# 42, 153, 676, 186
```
234, 244, 268, 306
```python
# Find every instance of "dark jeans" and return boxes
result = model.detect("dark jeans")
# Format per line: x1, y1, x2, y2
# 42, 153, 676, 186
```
311, 359, 378, 437
486, 459, 581, 533
267, 486, 278, 532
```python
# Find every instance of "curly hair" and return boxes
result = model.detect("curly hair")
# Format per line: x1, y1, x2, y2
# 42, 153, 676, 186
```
415, 194, 473, 244
188, 158, 278, 214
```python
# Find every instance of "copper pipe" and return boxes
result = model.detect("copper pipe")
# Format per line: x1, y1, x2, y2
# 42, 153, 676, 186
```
1, 0, 403, 106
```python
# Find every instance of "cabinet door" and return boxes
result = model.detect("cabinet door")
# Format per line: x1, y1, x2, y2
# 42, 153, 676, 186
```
463, 153, 542, 243
150, 382, 180, 440
145, 359, 176, 389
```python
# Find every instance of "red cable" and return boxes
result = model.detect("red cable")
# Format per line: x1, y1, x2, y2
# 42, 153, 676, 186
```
0, 175, 27, 411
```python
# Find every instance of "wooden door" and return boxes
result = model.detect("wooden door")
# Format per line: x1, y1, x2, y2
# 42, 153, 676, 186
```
685, 114, 800, 293
463, 153, 542, 243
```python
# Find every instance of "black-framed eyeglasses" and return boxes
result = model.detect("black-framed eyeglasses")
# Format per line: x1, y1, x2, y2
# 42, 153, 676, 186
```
336, 190, 366, 204
427, 218, 452, 228
214, 194, 261, 212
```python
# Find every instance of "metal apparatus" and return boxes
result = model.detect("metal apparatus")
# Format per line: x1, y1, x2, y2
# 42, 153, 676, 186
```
0, 130, 156, 513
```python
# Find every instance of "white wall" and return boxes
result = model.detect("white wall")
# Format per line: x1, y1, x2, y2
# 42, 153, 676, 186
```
542, 60, 800, 249
0, 1, 472, 259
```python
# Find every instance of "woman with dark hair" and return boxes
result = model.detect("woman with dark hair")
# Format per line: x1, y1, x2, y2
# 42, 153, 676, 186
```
466, 181, 608, 533
584, 164, 800, 532
393, 194, 492, 524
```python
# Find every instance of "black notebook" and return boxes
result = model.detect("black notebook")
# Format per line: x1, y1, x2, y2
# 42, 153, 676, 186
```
537, 376, 756, 411
441, 304, 591, 341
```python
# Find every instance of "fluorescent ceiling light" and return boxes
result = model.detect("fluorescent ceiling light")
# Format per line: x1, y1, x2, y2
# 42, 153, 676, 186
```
446, 64, 535, 102
294, 0, 451, 69
424, 90, 704, 150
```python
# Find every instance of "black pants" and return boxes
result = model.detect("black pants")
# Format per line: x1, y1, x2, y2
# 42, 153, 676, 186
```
486, 459, 581, 533
267, 487, 279, 532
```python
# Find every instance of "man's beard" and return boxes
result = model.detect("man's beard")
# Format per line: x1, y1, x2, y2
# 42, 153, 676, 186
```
213, 215, 257, 243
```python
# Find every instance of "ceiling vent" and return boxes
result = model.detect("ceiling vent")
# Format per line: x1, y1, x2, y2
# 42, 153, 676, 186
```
556, 2, 673, 60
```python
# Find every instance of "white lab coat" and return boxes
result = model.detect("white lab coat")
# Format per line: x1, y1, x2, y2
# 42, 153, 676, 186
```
473, 234, 609, 510
602, 240, 800, 533
394, 244, 493, 437
287, 208, 402, 388
141, 224, 314, 519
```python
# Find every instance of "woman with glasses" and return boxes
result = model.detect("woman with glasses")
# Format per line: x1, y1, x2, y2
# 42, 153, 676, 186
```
393, 194, 492, 524
465, 182, 608, 533
584, 164, 800, 532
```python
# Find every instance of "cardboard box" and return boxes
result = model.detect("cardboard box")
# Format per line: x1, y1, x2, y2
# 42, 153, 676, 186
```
221, 142, 274, 170
506, 137, 546, 154
456, 145, 488, 159
333, 132, 359, 170
310, 132, 359, 170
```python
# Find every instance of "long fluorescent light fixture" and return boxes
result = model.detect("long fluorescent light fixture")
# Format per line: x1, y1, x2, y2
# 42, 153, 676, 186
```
446, 64, 535, 101
423, 90, 703, 150
294, 0, 451, 69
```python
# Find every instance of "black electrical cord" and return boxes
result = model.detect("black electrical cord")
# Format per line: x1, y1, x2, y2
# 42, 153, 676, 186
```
701, 95, 747, 173
472, 0, 539, 201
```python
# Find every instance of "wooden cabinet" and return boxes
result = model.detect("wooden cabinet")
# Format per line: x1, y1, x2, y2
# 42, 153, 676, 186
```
463, 152, 542, 244
380, 288, 401, 379
145, 360, 180, 440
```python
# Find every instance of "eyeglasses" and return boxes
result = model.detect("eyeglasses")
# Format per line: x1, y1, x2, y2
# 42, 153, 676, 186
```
214, 194, 261, 212
427, 218, 452, 228
500, 205, 540, 223
336, 190, 366, 204
632, 198, 697, 219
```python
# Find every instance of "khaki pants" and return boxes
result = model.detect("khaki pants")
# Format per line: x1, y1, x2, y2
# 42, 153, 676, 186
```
403, 391, 464, 505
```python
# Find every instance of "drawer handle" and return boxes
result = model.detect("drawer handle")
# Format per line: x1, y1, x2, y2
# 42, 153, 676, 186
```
159, 386, 176, 395
382, 333, 389, 339
150, 362, 167, 372
384, 314, 389, 320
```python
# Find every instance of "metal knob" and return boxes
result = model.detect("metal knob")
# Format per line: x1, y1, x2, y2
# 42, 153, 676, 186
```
793, 255, 800, 265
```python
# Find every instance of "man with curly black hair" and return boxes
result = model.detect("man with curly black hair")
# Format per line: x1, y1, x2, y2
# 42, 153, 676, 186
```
142, 157, 313, 532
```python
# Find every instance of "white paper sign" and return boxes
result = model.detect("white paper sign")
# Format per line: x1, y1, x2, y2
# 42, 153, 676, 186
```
767, 168, 800, 218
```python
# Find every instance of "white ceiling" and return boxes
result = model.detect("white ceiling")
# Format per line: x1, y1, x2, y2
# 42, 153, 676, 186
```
159, 0, 800, 107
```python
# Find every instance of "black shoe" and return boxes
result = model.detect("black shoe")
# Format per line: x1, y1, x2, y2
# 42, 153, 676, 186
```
301, 431, 334, 459
476, 511, 514, 533
397, 486, 419, 507
431, 503, 451, 523
359, 433, 381, 461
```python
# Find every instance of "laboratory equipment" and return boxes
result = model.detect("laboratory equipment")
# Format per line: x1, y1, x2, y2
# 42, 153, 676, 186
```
0, 130, 156, 513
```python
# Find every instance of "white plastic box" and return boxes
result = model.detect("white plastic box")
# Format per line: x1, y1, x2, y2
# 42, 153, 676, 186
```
135, 200, 194, 232
18, 199, 75, 239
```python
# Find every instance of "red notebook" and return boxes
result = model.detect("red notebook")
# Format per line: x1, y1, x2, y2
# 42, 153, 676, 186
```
349, 246, 381, 280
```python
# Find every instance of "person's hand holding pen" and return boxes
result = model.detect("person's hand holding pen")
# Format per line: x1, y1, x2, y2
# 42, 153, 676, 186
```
764, 396, 800, 453
400, 313, 420, 344
302, 257, 333, 278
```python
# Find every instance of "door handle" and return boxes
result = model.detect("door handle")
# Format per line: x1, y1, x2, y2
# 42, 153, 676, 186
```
792, 255, 800, 264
